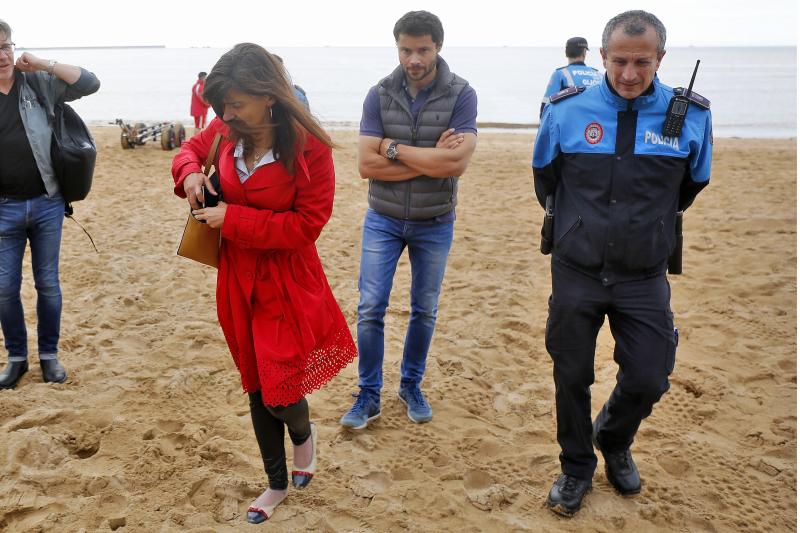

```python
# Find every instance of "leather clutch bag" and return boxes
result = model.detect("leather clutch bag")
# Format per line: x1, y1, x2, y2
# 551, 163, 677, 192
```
177, 133, 223, 268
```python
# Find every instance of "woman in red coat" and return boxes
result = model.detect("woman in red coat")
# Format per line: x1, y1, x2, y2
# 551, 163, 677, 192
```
171, 43, 356, 524
190, 72, 210, 130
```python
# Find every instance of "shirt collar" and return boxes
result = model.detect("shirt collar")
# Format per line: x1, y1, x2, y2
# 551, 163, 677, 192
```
600, 73, 660, 111
234, 139, 275, 162
401, 76, 437, 100
234, 139, 276, 182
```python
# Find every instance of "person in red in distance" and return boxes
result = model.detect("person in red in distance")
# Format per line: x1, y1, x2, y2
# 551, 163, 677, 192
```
190, 71, 210, 131
171, 43, 357, 524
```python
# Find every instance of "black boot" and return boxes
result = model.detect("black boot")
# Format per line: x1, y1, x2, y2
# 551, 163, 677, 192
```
592, 422, 641, 495
0, 360, 29, 389
40, 358, 67, 384
546, 474, 592, 517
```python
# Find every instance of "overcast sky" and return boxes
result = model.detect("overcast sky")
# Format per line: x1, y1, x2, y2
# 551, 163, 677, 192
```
3, 0, 797, 48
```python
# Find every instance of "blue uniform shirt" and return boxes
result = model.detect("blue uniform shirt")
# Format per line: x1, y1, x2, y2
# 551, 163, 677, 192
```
532, 75, 713, 284
542, 62, 601, 107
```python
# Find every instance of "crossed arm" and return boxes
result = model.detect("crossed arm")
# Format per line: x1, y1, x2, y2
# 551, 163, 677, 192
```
358, 129, 477, 182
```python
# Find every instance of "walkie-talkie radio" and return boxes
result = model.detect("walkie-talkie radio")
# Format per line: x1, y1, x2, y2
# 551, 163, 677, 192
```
662, 60, 700, 137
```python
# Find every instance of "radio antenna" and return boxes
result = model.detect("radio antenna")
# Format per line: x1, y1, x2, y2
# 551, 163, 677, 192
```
686, 60, 700, 97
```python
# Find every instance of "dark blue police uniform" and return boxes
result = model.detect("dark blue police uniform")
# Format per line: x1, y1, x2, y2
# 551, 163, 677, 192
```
532, 75, 713, 480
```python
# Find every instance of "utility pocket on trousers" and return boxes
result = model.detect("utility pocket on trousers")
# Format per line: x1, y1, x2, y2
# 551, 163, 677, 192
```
665, 326, 678, 376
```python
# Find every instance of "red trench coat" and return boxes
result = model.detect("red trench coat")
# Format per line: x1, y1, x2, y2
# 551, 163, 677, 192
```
172, 118, 356, 406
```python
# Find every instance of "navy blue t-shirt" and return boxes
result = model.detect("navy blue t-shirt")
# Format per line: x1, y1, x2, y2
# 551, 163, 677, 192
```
360, 79, 478, 138
360, 71, 478, 223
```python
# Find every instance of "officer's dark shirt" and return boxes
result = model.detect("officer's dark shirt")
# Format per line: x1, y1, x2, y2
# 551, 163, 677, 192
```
0, 79, 45, 199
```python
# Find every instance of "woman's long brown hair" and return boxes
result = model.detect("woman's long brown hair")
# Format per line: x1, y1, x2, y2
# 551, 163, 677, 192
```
203, 43, 333, 174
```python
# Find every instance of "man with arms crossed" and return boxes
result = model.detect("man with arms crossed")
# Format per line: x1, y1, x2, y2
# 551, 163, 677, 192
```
341, 10, 477, 429
533, 10, 712, 516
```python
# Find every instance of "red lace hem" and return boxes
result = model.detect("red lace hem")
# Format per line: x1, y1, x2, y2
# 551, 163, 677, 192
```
246, 326, 357, 407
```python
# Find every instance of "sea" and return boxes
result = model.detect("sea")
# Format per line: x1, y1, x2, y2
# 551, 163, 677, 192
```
22, 46, 797, 138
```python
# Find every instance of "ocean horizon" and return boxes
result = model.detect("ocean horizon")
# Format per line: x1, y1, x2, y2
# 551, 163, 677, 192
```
24, 45, 797, 138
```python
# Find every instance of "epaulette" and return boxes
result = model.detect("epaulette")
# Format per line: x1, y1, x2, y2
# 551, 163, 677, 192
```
550, 86, 585, 104
673, 87, 711, 109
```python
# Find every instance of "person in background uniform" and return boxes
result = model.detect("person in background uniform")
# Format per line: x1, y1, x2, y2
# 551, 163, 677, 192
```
190, 71, 210, 131
273, 55, 311, 111
172, 44, 357, 523
0, 19, 100, 389
292, 84, 310, 111
541, 37, 601, 116
532, 10, 712, 516
340, 10, 477, 430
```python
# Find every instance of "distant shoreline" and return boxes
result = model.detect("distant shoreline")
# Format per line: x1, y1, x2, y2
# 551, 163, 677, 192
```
477, 121, 538, 129
17, 45, 165, 51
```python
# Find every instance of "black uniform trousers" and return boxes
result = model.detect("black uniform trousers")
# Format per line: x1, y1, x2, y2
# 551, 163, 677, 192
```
546, 259, 677, 480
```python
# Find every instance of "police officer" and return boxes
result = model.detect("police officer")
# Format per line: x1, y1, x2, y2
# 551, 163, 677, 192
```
532, 10, 712, 516
540, 37, 601, 116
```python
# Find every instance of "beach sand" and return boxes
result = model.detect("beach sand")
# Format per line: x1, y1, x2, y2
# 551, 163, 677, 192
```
0, 128, 795, 532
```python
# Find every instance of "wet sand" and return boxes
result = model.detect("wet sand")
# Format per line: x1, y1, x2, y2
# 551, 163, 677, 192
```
0, 128, 795, 532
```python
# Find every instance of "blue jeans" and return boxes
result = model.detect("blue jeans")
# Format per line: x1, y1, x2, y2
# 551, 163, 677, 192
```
0, 194, 64, 362
357, 208, 453, 397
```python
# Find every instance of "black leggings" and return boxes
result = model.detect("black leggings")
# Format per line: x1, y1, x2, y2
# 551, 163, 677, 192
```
248, 391, 311, 490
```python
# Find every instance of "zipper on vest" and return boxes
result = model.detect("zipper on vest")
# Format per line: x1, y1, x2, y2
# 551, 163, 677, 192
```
404, 180, 411, 219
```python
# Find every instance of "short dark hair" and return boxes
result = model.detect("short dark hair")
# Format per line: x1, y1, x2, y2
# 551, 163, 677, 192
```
393, 11, 444, 48
602, 10, 667, 53
0, 19, 11, 39
198, 72, 207, 79
566, 47, 586, 59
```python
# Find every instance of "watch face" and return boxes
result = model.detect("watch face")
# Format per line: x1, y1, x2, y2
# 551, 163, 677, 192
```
387, 143, 398, 159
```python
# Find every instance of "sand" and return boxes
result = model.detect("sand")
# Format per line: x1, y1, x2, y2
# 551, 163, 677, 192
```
0, 127, 795, 532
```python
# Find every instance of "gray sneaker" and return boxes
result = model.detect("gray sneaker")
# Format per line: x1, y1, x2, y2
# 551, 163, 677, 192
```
340, 391, 381, 430
397, 385, 433, 423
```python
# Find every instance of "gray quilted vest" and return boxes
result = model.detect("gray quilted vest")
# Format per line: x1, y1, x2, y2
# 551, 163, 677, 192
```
369, 57, 468, 220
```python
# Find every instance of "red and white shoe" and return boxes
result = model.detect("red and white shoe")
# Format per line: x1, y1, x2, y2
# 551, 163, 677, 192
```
291, 422, 317, 488
246, 490, 286, 524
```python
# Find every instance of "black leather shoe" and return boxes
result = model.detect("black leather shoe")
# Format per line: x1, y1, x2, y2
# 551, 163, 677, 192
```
546, 474, 592, 517
40, 358, 67, 384
0, 360, 28, 389
592, 427, 641, 495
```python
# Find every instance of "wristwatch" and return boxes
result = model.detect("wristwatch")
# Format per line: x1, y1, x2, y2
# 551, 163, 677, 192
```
385, 141, 399, 160
46, 59, 57, 75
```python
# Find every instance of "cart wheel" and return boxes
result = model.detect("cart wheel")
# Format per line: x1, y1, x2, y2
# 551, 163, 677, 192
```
160, 127, 176, 150
133, 122, 146, 143
173, 123, 186, 148
120, 127, 134, 149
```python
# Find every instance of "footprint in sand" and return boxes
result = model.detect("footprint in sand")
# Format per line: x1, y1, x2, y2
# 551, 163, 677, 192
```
656, 455, 691, 477
462, 468, 517, 511
8, 428, 69, 468
349, 471, 392, 498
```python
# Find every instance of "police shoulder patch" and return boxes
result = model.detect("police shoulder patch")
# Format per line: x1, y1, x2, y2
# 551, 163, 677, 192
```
673, 87, 711, 109
550, 86, 585, 104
